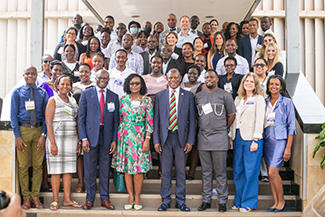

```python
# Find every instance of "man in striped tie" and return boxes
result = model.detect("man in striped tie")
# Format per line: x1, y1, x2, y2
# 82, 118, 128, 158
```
153, 68, 196, 212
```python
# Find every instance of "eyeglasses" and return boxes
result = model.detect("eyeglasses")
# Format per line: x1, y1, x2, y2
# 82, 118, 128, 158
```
130, 82, 140, 86
254, 64, 266, 68
104, 21, 114, 24
43, 60, 52, 64
67, 32, 76, 36
225, 64, 235, 67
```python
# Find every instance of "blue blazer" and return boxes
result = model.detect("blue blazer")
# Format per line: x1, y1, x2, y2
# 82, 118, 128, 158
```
265, 94, 296, 140
78, 86, 119, 149
237, 34, 263, 67
153, 88, 196, 147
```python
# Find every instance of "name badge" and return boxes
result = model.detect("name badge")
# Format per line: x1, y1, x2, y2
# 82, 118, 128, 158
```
64, 105, 73, 115
156, 76, 165, 84
57, 47, 64, 55
267, 112, 275, 125
202, 103, 213, 115
25, 100, 35, 110
81, 41, 88, 46
114, 76, 124, 86
246, 97, 255, 105
131, 100, 140, 109
255, 44, 262, 52
224, 82, 233, 94
268, 70, 275, 76
74, 71, 79, 77
171, 52, 179, 60
107, 102, 115, 112
203, 43, 208, 48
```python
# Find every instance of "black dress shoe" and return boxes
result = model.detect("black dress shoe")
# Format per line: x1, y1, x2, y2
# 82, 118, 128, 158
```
219, 203, 227, 212
158, 203, 170, 211
198, 202, 211, 211
175, 203, 190, 211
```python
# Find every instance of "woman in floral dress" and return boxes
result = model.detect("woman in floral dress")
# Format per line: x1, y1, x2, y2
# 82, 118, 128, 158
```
112, 74, 153, 210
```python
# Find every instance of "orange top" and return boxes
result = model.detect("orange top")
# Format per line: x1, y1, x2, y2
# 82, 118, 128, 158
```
80, 53, 94, 70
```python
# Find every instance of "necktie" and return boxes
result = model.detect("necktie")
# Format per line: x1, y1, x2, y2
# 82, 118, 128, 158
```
169, 89, 177, 131
30, 87, 36, 126
100, 89, 104, 124
192, 29, 195, 34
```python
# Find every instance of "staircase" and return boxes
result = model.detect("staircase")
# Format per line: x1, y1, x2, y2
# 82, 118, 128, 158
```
25, 165, 302, 217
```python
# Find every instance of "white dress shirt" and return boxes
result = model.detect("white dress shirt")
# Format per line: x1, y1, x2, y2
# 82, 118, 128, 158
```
216, 54, 250, 76
250, 35, 259, 67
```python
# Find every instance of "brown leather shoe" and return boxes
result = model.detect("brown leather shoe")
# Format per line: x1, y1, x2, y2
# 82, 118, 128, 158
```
101, 199, 115, 210
22, 198, 31, 209
32, 198, 44, 209
83, 201, 93, 210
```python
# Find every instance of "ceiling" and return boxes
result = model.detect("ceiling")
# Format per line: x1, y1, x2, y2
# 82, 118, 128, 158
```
82, 0, 260, 31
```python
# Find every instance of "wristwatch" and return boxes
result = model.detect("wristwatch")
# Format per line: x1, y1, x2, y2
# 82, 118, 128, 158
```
41, 133, 47, 138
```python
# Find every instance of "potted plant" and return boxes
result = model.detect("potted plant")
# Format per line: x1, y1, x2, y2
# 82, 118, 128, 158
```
313, 122, 325, 169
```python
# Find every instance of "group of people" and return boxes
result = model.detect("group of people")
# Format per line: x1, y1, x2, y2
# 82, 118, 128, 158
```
10, 12, 295, 213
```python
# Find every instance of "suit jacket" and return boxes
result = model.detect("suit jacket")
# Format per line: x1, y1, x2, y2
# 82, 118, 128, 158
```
165, 59, 184, 76
78, 86, 119, 149
237, 34, 263, 68
159, 27, 181, 47
265, 94, 296, 139
218, 73, 243, 100
230, 94, 265, 141
153, 88, 196, 147
140, 51, 155, 75
53, 41, 86, 61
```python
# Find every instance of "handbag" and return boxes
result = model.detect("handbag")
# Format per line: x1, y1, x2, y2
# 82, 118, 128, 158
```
113, 170, 126, 192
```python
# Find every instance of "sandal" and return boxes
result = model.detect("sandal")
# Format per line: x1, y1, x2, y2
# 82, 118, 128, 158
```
62, 200, 82, 208
49, 201, 59, 210
240, 207, 252, 212
75, 183, 84, 193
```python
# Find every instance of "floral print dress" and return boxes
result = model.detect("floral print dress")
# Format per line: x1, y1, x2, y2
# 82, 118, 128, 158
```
112, 94, 154, 174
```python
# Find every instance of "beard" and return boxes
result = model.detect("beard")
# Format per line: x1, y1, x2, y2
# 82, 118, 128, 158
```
206, 83, 214, 89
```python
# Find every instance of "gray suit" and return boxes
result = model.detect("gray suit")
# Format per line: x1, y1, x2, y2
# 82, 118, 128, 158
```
159, 27, 181, 47
140, 51, 158, 75
195, 88, 236, 204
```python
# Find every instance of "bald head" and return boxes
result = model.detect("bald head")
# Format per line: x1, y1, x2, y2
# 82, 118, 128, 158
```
167, 68, 182, 89
24, 65, 37, 86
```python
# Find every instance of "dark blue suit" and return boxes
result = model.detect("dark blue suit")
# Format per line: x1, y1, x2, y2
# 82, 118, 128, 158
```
153, 87, 196, 205
237, 34, 263, 68
78, 86, 119, 202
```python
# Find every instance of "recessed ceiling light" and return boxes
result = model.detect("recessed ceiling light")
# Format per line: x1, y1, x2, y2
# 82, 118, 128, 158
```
205, 15, 214, 18
131, 15, 140, 18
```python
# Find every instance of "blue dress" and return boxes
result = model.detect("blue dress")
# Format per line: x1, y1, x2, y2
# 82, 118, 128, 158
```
263, 94, 296, 168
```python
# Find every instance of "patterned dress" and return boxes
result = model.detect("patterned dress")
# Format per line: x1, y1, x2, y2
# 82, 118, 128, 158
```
46, 95, 79, 174
112, 95, 153, 174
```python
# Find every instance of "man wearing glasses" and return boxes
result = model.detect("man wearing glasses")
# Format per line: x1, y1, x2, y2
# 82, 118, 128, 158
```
78, 69, 119, 210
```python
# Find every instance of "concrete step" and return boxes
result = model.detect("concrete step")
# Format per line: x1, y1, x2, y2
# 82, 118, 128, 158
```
25, 205, 302, 217
70, 166, 294, 180
65, 178, 293, 195
39, 192, 298, 210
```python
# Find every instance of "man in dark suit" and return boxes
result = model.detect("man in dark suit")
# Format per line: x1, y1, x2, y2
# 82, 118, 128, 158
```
190, 15, 203, 37
140, 35, 158, 75
160, 45, 184, 76
237, 18, 263, 71
159, 13, 181, 47
153, 68, 196, 212
78, 69, 119, 210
